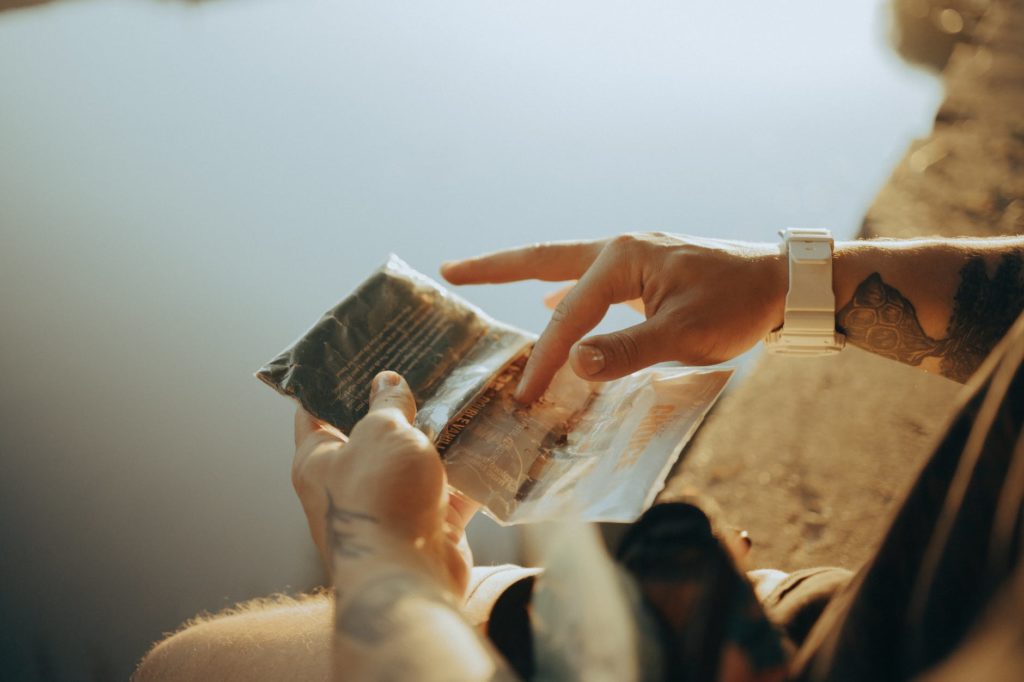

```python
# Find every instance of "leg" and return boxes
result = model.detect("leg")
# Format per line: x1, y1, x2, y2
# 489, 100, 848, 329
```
133, 591, 333, 682
133, 565, 537, 682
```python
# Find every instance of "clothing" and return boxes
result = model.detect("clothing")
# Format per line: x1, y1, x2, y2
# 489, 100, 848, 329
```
792, 312, 1024, 681
463, 564, 542, 628
760, 567, 853, 648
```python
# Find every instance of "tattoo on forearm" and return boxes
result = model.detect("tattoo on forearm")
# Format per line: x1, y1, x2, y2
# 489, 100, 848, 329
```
336, 572, 443, 643
837, 255, 1024, 382
326, 494, 379, 561
836, 273, 941, 366
335, 571, 516, 681
327, 507, 515, 679
942, 256, 1024, 381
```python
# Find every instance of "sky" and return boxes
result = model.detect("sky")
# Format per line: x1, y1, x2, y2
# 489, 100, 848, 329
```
0, 0, 942, 679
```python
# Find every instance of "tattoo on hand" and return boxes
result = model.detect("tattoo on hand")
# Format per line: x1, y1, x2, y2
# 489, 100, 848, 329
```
326, 499, 436, 645
326, 493, 379, 561
837, 255, 1024, 382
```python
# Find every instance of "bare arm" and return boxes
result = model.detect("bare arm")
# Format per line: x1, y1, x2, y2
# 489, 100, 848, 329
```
834, 237, 1024, 382
293, 373, 516, 681
442, 234, 1024, 400
328, 517, 515, 682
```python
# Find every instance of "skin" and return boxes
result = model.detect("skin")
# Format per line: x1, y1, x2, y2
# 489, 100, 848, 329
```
835, 241, 1024, 382
292, 371, 516, 681
291, 371, 476, 596
441, 233, 1024, 401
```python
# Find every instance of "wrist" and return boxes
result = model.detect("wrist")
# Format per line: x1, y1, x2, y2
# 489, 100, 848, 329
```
745, 241, 788, 333
764, 246, 788, 332
833, 239, 890, 314
330, 524, 460, 593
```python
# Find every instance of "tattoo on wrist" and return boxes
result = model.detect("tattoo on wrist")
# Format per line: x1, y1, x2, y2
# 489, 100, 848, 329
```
326, 493, 379, 561
336, 571, 446, 643
334, 571, 516, 681
837, 255, 1024, 382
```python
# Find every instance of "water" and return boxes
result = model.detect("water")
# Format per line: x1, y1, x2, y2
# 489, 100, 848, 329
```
0, 0, 941, 679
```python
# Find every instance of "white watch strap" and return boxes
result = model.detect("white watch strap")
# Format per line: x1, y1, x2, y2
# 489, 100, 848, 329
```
765, 228, 846, 355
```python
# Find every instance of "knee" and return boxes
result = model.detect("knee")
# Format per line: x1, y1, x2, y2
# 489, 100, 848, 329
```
133, 592, 333, 682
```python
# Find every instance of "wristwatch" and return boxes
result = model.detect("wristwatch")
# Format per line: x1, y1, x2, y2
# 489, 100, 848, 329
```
764, 228, 846, 355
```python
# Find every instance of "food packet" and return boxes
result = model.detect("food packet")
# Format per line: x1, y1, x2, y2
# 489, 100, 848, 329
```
257, 255, 731, 524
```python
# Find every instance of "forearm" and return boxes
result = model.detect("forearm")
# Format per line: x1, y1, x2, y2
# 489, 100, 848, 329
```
329, 520, 515, 681
333, 560, 514, 681
831, 237, 1024, 381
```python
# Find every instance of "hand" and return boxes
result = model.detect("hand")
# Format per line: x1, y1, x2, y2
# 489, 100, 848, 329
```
442, 232, 787, 402
292, 371, 478, 597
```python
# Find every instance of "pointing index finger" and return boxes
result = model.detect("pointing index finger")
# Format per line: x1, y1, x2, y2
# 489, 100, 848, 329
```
515, 250, 630, 402
441, 240, 604, 285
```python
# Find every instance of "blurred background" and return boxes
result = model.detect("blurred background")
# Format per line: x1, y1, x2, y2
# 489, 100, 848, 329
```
0, 0, 942, 679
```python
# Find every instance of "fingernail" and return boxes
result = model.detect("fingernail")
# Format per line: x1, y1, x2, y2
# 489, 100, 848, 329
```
575, 344, 605, 376
379, 371, 401, 387
512, 380, 528, 403
371, 371, 401, 397
512, 365, 533, 403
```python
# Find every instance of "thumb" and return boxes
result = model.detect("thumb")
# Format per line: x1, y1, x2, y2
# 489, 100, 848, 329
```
569, 318, 671, 381
368, 371, 417, 423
